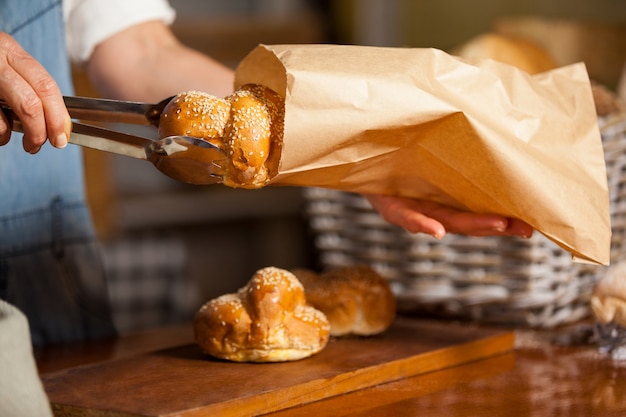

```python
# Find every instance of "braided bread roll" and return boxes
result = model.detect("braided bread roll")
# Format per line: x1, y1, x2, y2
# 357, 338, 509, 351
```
157, 91, 230, 148
158, 84, 284, 189
194, 267, 330, 363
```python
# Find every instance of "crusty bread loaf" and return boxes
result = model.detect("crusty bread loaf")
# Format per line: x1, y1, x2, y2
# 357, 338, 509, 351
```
453, 33, 558, 75
292, 265, 396, 337
194, 267, 330, 362
455, 33, 625, 118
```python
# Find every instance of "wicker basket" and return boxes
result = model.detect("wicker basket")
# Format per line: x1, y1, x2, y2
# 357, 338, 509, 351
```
304, 91, 626, 328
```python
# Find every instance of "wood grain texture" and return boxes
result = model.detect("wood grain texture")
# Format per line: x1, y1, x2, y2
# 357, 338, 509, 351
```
42, 318, 513, 417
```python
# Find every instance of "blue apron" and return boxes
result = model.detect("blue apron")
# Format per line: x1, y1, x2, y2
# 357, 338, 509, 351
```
0, 0, 117, 345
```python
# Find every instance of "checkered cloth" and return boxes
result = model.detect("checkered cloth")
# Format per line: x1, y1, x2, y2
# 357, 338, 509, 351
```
101, 234, 199, 334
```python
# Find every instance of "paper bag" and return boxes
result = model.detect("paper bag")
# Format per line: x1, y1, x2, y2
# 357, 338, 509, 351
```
235, 44, 610, 265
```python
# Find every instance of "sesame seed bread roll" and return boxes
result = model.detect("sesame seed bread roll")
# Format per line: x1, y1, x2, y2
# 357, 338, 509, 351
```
158, 84, 285, 189
158, 91, 230, 149
194, 267, 330, 363
223, 84, 285, 189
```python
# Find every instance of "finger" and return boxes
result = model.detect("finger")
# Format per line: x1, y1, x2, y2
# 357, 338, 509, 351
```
503, 218, 534, 238
0, 68, 47, 152
38, 80, 71, 148
364, 194, 446, 238
0, 34, 46, 151
10, 50, 70, 149
432, 210, 533, 238
0, 110, 11, 145
440, 211, 510, 236
365, 194, 534, 239
389, 208, 447, 238
0, 33, 70, 151
366, 194, 492, 237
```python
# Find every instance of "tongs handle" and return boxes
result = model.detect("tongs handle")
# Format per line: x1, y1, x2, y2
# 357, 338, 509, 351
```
63, 96, 170, 126
0, 101, 152, 159
0, 96, 225, 185
0, 96, 167, 126
70, 122, 150, 159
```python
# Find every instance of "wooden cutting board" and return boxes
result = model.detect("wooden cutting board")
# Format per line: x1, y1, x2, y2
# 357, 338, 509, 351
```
42, 318, 514, 417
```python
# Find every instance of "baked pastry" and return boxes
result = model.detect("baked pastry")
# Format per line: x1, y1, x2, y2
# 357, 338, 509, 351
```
158, 84, 284, 189
591, 81, 626, 117
158, 91, 230, 149
591, 261, 626, 327
292, 265, 396, 337
222, 84, 284, 189
591, 262, 626, 359
453, 33, 558, 75
194, 267, 330, 363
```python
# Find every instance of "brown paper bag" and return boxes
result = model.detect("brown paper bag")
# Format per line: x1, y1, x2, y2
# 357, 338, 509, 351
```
235, 44, 610, 265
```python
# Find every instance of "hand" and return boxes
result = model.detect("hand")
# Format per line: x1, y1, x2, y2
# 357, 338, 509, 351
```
0, 32, 71, 153
364, 194, 534, 239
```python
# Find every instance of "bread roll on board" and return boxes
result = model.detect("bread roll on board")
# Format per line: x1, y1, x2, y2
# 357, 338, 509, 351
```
293, 265, 397, 337
194, 267, 330, 363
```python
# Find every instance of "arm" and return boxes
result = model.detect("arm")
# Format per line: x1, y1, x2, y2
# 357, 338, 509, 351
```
86, 22, 534, 240
86, 21, 234, 102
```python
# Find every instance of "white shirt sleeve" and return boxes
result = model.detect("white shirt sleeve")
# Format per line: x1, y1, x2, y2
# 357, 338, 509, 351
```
63, 0, 176, 64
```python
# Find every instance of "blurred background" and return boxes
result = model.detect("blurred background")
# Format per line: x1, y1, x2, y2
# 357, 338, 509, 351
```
73, 0, 626, 334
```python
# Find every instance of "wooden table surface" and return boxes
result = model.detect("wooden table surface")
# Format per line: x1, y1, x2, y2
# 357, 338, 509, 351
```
35, 319, 626, 417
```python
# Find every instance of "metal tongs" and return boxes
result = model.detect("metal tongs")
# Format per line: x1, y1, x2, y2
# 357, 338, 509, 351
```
0, 96, 226, 185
